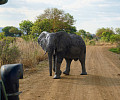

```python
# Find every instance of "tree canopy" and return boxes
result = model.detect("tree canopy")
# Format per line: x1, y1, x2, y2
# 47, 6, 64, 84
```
115, 28, 120, 34
19, 20, 33, 35
2, 26, 14, 36
2, 26, 22, 37
31, 8, 76, 35
96, 27, 114, 37
9, 27, 23, 36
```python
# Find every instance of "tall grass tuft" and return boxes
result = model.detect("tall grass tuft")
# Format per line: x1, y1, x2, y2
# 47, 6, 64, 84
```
0, 37, 20, 66
0, 37, 47, 70
16, 38, 48, 69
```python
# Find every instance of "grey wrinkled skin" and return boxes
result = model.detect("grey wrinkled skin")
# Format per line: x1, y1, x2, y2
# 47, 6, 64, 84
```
38, 31, 87, 79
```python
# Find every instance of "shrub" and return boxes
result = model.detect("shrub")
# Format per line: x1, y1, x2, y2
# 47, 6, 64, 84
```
110, 34, 120, 44
0, 37, 48, 70
2, 37, 16, 44
88, 40, 96, 45
16, 39, 47, 68
21, 34, 38, 41
109, 47, 120, 54
0, 37, 20, 66
0, 32, 5, 40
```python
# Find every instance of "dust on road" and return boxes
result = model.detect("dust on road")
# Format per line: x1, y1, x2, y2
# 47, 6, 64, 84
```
20, 46, 120, 100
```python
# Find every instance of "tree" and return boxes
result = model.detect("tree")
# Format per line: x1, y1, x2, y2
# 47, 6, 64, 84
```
2, 26, 14, 36
31, 19, 53, 35
19, 20, 33, 35
2, 26, 22, 37
110, 34, 120, 44
115, 28, 120, 34
9, 27, 23, 37
35, 8, 76, 33
101, 32, 111, 42
0, 32, 5, 40
96, 27, 114, 38
78, 29, 86, 38
86, 32, 93, 40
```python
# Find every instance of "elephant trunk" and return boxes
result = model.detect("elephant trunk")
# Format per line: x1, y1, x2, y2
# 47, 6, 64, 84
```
48, 53, 52, 76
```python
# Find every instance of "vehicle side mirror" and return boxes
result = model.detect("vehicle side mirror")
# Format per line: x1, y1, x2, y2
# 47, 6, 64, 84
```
0, 0, 8, 5
1, 64, 23, 100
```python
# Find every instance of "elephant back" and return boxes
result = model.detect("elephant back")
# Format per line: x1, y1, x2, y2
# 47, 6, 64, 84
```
55, 31, 71, 52
69, 34, 86, 47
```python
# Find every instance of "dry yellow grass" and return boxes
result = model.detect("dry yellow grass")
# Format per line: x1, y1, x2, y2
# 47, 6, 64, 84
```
16, 38, 48, 69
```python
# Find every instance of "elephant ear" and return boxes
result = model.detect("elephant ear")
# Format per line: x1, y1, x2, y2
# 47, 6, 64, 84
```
38, 31, 48, 52
55, 31, 71, 52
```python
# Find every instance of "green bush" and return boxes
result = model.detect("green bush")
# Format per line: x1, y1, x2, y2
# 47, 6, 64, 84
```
88, 40, 96, 45
0, 32, 5, 40
110, 34, 120, 44
109, 47, 120, 54
2, 37, 16, 44
0, 37, 20, 66
21, 35, 38, 41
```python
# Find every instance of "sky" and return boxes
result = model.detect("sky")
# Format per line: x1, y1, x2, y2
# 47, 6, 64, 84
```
0, 0, 120, 34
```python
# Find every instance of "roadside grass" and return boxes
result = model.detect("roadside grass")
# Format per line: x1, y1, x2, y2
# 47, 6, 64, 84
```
0, 37, 48, 71
16, 38, 48, 69
88, 40, 96, 46
109, 47, 120, 54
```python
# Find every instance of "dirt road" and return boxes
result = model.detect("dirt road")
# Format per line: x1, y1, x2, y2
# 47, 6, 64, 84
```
20, 46, 120, 100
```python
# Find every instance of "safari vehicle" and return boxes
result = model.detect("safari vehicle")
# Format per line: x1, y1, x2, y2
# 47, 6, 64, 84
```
0, 64, 23, 100
0, 0, 8, 5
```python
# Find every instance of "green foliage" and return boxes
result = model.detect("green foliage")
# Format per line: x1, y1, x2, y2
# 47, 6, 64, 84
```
96, 27, 114, 38
79, 29, 86, 35
109, 47, 120, 54
101, 32, 111, 42
0, 37, 20, 65
2, 37, 16, 44
35, 8, 76, 33
2, 26, 14, 36
0, 32, 5, 40
9, 27, 23, 36
19, 20, 33, 35
21, 34, 38, 41
75, 32, 81, 36
86, 32, 93, 40
31, 19, 52, 35
115, 28, 120, 34
2, 26, 22, 37
64, 13, 75, 25
77, 29, 93, 40
88, 40, 96, 45
110, 34, 120, 44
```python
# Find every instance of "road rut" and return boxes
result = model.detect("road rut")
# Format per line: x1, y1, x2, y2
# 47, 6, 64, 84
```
20, 46, 120, 100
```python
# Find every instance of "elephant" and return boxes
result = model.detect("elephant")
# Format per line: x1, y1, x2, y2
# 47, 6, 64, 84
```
38, 31, 87, 79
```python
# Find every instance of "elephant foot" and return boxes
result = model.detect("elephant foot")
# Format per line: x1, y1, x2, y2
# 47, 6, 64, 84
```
53, 70, 62, 79
80, 72, 87, 75
50, 73, 52, 76
53, 75, 61, 79
63, 71, 69, 75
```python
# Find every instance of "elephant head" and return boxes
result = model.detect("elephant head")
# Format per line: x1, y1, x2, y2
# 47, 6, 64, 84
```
38, 31, 71, 76
38, 31, 56, 53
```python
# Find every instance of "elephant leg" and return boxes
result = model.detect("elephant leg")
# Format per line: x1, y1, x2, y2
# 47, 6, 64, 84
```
63, 58, 72, 75
53, 55, 55, 72
79, 54, 87, 75
53, 56, 63, 79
